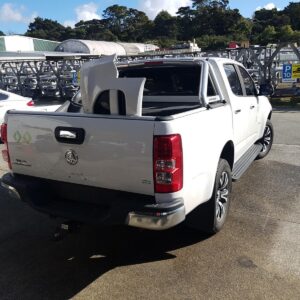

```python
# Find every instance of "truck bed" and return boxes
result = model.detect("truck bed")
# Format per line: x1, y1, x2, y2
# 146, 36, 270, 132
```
142, 102, 202, 117
65, 99, 203, 118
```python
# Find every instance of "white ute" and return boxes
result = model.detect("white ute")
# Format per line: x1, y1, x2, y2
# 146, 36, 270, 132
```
1, 55, 273, 233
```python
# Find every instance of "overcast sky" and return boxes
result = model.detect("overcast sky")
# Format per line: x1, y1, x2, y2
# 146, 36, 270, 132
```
0, 0, 292, 34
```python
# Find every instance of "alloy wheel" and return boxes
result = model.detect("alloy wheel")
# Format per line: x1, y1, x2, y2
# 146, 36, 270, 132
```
216, 171, 229, 222
262, 125, 272, 153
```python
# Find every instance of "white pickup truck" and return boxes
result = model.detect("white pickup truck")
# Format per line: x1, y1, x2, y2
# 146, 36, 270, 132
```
1, 55, 273, 233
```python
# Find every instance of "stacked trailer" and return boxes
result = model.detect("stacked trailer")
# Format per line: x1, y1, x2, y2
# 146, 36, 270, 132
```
0, 43, 299, 101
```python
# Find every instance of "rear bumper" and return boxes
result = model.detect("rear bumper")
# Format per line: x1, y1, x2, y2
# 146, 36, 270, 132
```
127, 206, 185, 230
1, 173, 185, 230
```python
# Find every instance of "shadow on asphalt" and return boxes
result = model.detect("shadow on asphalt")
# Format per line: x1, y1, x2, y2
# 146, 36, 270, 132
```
0, 186, 209, 300
0, 159, 299, 299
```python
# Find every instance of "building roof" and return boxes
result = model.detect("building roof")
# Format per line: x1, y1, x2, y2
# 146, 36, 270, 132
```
0, 51, 99, 62
0, 35, 60, 52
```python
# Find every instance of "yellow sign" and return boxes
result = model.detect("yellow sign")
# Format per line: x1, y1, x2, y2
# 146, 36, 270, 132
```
292, 64, 300, 79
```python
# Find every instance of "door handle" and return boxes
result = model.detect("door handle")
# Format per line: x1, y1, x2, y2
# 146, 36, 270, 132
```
234, 109, 241, 114
55, 127, 85, 144
250, 105, 255, 109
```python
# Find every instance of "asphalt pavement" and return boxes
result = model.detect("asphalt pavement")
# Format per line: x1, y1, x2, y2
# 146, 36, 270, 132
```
0, 109, 299, 300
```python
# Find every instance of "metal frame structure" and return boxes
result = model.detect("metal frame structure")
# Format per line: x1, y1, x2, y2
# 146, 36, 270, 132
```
119, 42, 300, 85
0, 43, 299, 99
0, 52, 100, 98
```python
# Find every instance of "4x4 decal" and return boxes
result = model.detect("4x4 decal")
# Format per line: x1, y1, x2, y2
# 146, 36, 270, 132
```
13, 131, 32, 144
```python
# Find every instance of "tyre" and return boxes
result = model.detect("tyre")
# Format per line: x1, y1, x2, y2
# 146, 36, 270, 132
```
256, 119, 273, 159
186, 159, 232, 234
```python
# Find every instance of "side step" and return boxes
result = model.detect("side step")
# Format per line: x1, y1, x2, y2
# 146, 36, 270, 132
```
232, 144, 262, 181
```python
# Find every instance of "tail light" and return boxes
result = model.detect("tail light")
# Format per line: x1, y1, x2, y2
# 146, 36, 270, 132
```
27, 100, 34, 106
1, 123, 7, 143
153, 134, 183, 193
1, 123, 12, 169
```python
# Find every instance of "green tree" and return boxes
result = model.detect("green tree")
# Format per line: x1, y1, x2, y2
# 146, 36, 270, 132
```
103, 5, 128, 38
251, 7, 292, 41
21, 1, 300, 51
234, 18, 253, 40
60, 26, 77, 40
153, 11, 178, 40
102, 5, 152, 41
74, 19, 117, 41
282, 2, 300, 30
191, 3, 245, 37
256, 25, 277, 45
277, 25, 296, 42
25, 17, 65, 41
192, 0, 229, 9
123, 8, 152, 41
293, 30, 300, 43
252, 8, 279, 37
0, 30, 5, 36
196, 35, 230, 50
176, 6, 195, 40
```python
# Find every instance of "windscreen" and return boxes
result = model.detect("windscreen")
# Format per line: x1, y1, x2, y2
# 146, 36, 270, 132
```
119, 64, 201, 96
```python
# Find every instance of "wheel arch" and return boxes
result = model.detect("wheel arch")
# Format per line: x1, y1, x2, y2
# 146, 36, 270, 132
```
268, 111, 272, 120
220, 141, 234, 170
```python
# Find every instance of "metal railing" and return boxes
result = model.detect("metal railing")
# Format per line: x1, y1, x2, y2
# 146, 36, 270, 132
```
0, 43, 299, 99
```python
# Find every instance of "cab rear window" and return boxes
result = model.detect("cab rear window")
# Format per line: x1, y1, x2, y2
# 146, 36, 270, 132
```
119, 65, 201, 96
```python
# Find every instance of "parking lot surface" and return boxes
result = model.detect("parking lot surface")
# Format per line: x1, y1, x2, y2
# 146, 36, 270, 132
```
0, 109, 299, 300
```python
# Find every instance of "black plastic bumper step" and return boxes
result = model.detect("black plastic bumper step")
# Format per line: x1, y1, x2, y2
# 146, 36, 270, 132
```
232, 143, 262, 180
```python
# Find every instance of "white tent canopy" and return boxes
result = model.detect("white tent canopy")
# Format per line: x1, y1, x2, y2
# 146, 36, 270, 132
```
56, 39, 158, 56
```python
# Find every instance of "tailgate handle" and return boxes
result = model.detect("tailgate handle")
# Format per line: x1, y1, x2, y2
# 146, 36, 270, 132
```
55, 127, 85, 144
59, 130, 77, 139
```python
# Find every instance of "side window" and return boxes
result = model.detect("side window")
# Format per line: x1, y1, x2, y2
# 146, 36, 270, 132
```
207, 76, 217, 96
238, 66, 257, 96
224, 64, 243, 96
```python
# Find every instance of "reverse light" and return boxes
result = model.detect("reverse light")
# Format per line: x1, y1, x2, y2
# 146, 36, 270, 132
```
153, 134, 183, 193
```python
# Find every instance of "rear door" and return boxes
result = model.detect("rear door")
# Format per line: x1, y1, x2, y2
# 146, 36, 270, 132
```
7, 112, 155, 195
223, 64, 252, 159
236, 65, 259, 142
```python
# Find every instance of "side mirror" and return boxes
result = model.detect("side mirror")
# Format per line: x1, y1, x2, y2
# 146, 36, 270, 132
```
259, 83, 274, 96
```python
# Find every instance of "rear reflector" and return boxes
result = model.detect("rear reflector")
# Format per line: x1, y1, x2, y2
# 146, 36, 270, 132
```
26, 100, 34, 106
153, 134, 183, 193
1, 123, 11, 169
2, 150, 9, 163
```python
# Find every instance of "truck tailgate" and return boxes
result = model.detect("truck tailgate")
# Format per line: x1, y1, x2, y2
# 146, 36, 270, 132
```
6, 112, 155, 195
